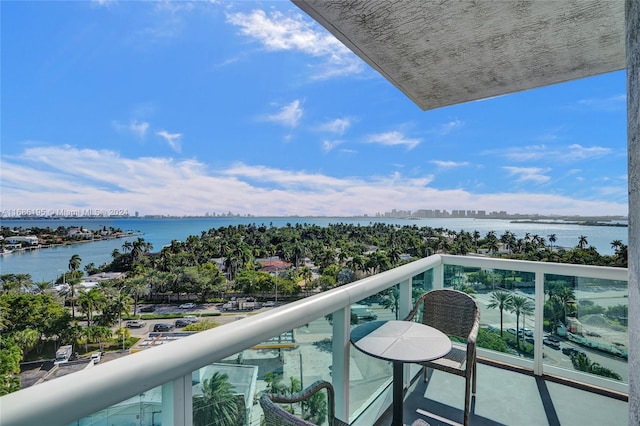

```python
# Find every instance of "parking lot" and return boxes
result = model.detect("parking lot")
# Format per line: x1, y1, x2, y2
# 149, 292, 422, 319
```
126, 302, 275, 337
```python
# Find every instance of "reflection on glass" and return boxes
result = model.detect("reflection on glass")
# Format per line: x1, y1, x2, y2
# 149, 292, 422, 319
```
544, 275, 628, 384
441, 266, 536, 358
70, 385, 163, 426
347, 296, 398, 419
202, 319, 336, 425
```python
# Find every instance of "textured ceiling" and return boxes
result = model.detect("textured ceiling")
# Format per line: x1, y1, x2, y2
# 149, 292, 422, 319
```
293, 0, 626, 111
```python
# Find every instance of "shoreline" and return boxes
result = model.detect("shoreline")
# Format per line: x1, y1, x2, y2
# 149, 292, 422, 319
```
0, 231, 142, 256
510, 220, 628, 227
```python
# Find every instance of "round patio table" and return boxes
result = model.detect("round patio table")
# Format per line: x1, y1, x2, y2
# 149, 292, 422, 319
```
351, 320, 451, 426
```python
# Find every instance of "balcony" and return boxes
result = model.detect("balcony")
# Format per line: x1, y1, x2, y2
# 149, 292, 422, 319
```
1, 254, 629, 425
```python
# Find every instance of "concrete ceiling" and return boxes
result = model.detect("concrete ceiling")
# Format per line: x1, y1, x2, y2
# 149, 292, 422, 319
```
293, 0, 626, 111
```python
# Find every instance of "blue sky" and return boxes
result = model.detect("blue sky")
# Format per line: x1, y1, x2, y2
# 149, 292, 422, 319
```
1, 1, 628, 217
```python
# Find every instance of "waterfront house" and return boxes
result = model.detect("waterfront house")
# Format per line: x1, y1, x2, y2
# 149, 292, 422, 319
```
5, 235, 39, 246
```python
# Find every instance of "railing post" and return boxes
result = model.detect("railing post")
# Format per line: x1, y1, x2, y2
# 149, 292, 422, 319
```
332, 305, 350, 423
398, 278, 411, 320
398, 278, 412, 390
433, 262, 444, 289
161, 374, 192, 426
534, 271, 545, 375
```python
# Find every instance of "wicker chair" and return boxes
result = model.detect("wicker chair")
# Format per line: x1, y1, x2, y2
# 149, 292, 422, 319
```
260, 380, 349, 426
404, 289, 480, 426
260, 380, 432, 426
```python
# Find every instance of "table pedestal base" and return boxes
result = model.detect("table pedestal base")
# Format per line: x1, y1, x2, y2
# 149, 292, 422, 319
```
393, 362, 403, 426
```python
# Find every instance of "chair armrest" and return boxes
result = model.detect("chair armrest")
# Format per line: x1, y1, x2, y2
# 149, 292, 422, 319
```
267, 380, 338, 424
268, 380, 334, 404
465, 308, 480, 365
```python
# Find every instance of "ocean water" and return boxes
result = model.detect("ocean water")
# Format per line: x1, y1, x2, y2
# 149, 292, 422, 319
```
0, 217, 628, 283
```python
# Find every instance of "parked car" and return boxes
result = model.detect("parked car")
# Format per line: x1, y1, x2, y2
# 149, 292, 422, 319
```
153, 323, 174, 332
139, 305, 155, 313
543, 337, 561, 349
546, 335, 560, 343
126, 320, 147, 328
184, 315, 199, 323
562, 347, 586, 357
178, 303, 195, 309
525, 337, 535, 344
507, 328, 517, 335
90, 352, 102, 364
351, 304, 377, 321
263, 301, 276, 307
175, 319, 191, 328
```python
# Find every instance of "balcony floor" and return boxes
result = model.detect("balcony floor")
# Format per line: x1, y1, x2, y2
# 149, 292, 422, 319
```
374, 362, 628, 426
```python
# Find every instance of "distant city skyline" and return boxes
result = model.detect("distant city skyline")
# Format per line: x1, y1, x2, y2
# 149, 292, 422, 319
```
0, 207, 627, 221
1, 2, 628, 217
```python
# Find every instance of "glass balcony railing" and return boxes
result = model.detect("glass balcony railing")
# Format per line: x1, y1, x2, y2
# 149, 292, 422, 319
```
1, 255, 628, 426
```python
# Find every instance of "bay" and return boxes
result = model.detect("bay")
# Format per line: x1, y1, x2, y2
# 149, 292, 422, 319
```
0, 217, 628, 283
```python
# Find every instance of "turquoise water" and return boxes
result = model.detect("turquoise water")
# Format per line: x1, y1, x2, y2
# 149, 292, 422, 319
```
0, 217, 628, 282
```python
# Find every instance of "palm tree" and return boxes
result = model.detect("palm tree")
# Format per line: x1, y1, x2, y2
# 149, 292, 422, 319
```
68, 254, 82, 274
472, 231, 481, 249
107, 288, 133, 330
68, 254, 82, 318
611, 239, 623, 251
264, 372, 287, 394
554, 286, 576, 325
125, 276, 149, 315
488, 238, 500, 254
299, 266, 313, 295
507, 296, 534, 349
380, 287, 399, 319
487, 291, 512, 336
33, 280, 54, 294
292, 242, 306, 268
12, 329, 39, 356
578, 235, 588, 249
77, 288, 106, 326
130, 238, 151, 266
547, 234, 557, 250
121, 240, 133, 253
304, 387, 329, 425
193, 372, 241, 426
82, 325, 113, 352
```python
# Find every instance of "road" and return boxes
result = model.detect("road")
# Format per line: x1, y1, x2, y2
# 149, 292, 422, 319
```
474, 291, 628, 382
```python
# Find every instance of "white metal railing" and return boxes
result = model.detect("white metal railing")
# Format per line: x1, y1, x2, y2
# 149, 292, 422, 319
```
0, 254, 628, 425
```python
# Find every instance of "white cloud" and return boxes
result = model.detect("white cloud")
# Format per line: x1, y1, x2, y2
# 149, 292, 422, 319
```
155, 1, 195, 15
574, 94, 626, 112
317, 118, 351, 135
500, 144, 612, 162
322, 140, 343, 152
0, 146, 627, 217
438, 119, 463, 135
365, 131, 420, 150
264, 100, 303, 128
112, 120, 150, 139
92, 0, 117, 7
156, 130, 182, 152
503, 166, 551, 184
226, 9, 364, 79
430, 160, 469, 169
130, 120, 150, 138
500, 145, 548, 161
566, 144, 612, 160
